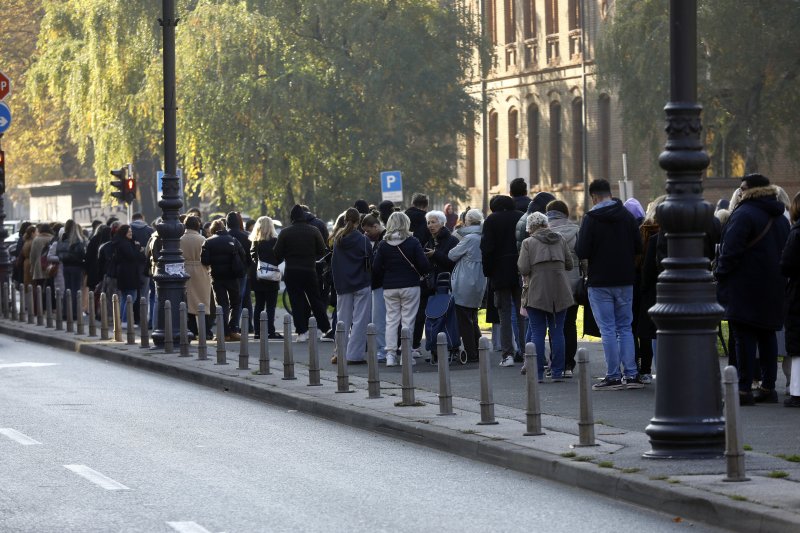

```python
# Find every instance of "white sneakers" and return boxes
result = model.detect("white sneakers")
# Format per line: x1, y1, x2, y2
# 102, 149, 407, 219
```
295, 332, 308, 343
411, 349, 422, 359
499, 355, 515, 367
386, 354, 398, 367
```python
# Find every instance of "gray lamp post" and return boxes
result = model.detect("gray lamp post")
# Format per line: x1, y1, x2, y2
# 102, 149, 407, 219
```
644, 0, 725, 458
152, 0, 188, 346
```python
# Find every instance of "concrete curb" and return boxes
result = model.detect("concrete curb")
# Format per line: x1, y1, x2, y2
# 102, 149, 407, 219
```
2, 321, 798, 533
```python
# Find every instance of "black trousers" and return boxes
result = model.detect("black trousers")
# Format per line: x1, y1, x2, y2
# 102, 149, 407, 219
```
284, 268, 331, 334
413, 289, 430, 349
211, 278, 241, 336
564, 304, 579, 371
456, 305, 481, 362
253, 284, 279, 336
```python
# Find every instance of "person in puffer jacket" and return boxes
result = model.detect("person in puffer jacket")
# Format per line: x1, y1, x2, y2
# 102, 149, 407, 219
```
201, 219, 247, 342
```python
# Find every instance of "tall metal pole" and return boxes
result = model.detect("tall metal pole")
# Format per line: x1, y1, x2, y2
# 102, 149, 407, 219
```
0, 134, 9, 287
644, 0, 725, 459
152, 0, 188, 346
479, 0, 489, 214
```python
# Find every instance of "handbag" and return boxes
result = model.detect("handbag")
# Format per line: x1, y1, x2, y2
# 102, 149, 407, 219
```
396, 244, 431, 288
45, 262, 59, 279
256, 260, 281, 282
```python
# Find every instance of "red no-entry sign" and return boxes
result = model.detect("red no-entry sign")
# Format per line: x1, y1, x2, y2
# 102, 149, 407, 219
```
0, 71, 11, 101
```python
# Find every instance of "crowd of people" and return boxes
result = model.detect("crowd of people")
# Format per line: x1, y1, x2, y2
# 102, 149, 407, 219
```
8, 174, 800, 407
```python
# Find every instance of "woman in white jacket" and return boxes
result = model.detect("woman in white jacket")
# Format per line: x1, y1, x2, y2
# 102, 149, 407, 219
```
448, 209, 487, 362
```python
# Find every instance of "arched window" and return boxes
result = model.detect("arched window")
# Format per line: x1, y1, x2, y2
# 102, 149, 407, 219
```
528, 105, 540, 185
505, 0, 516, 44
466, 129, 476, 188
599, 94, 611, 180
572, 98, 584, 184
489, 111, 499, 188
508, 108, 519, 159
549, 101, 562, 183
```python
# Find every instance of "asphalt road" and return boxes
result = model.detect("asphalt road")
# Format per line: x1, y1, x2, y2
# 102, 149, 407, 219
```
0, 334, 718, 533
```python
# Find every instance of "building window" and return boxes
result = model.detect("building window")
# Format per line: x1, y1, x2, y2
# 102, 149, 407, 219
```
599, 94, 611, 181
572, 97, 584, 184
489, 111, 499, 188
505, 0, 516, 44
550, 101, 562, 184
568, 0, 581, 30
466, 129, 476, 188
545, 0, 560, 63
508, 108, 519, 159
528, 105, 540, 185
523, 0, 535, 39
487, 0, 497, 45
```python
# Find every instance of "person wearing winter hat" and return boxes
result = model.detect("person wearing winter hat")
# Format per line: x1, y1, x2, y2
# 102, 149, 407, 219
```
274, 204, 332, 341
378, 200, 395, 226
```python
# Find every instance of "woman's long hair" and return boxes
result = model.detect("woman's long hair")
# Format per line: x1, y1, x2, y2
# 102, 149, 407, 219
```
332, 208, 361, 247
251, 216, 277, 241
65, 219, 86, 244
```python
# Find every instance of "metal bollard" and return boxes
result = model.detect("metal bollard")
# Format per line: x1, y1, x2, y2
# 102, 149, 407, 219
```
366, 323, 381, 399
307, 317, 320, 385
0, 282, 6, 319
65, 289, 74, 332
45, 286, 53, 328
477, 336, 498, 425
163, 300, 173, 354
10, 282, 17, 321
257, 310, 269, 374
179, 302, 190, 356
723, 366, 750, 482
196, 303, 207, 360
573, 348, 598, 447
112, 293, 122, 342
35, 286, 43, 326
87, 291, 96, 336
437, 332, 454, 415
55, 289, 63, 331
76, 295, 84, 335
26, 285, 34, 324
238, 309, 249, 369
18, 284, 25, 323
282, 315, 296, 380
139, 297, 150, 349
215, 305, 227, 364
335, 321, 353, 393
523, 343, 544, 435
99, 292, 109, 340
400, 327, 416, 406
125, 295, 135, 345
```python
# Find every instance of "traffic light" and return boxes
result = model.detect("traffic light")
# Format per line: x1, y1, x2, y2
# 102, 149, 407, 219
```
124, 174, 136, 203
0, 150, 5, 196
110, 167, 127, 203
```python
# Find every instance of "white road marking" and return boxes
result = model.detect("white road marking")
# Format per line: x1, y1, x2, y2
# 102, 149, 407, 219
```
166, 522, 213, 533
0, 428, 42, 445
0, 362, 57, 369
63, 465, 131, 490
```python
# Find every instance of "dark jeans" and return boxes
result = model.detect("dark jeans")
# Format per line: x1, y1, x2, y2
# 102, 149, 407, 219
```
253, 284, 279, 336
62, 265, 83, 318
564, 304, 579, 371
456, 305, 481, 362
413, 289, 430, 350
284, 269, 330, 334
637, 335, 654, 375
211, 278, 241, 336
730, 320, 777, 391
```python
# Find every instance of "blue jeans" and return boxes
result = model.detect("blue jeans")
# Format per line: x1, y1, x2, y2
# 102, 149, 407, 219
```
588, 286, 637, 380
526, 308, 567, 379
119, 289, 138, 324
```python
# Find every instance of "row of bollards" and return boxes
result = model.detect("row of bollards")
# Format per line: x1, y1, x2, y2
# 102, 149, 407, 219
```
0, 286, 750, 481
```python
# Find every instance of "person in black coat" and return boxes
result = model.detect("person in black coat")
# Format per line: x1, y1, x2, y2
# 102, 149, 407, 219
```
201, 219, 248, 341
405, 193, 431, 248
510, 177, 533, 213
250, 216, 282, 340
108, 224, 147, 324
781, 192, 800, 407
481, 194, 525, 366
715, 174, 790, 405
227, 211, 252, 333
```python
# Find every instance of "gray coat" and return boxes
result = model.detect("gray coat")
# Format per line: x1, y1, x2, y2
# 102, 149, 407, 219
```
518, 228, 574, 313
448, 225, 487, 308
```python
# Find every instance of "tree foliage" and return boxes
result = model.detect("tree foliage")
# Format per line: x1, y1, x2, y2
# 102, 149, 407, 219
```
597, 0, 800, 177
26, 0, 482, 220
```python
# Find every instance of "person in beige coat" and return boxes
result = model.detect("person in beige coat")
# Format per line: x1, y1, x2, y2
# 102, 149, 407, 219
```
181, 216, 212, 339
517, 212, 574, 381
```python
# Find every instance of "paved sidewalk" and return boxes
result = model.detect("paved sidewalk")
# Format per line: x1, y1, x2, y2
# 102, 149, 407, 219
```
1, 311, 799, 532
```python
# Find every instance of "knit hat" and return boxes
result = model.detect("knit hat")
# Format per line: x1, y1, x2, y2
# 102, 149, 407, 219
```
290, 204, 306, 222
741, 173, 770, 189
378, 200, 395, 224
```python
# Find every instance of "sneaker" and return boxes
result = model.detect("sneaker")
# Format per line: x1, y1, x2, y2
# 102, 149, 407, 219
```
625, 375, 644, 389
753, 387, 778, 403
500, 355, 515, 367
784, 395, 800, 408
385, 354, 398, 367
320, 330, 335, 342
564, 369, 574, 379
552, 374, 565, 382
739, 391, 755, 406
513, 352, 524, 363
295, 332, 308, 343
544, 367, 553, 379
592, 377, 624, 391
377, 352, 387, 364
520, 363, 527, 375
267, 332, 284, 340
640, 374, 653, 385
225, 332, 241, 342
411, 349, 422, 359
400, 355, 416, 366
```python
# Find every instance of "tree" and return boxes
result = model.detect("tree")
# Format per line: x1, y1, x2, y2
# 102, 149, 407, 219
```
596, 0, 800, 178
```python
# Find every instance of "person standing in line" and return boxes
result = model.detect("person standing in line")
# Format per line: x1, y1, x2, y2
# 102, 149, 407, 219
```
250, 216, 283, 340
331, 208, 373, 364
226, 212, 252, 334
372, 212, 430, 367
448, 208, 486, 363
274, 205, 332, 342
422, 210, 459, 358
576, 179, 643, 390
55, 220, 88, 319
362, 213, 388, 362
405, 193, 432, 353
109, 224, 147, 324
201, 219, 248, 342
781, 191, 800, 407
181, 216, 212, 340
29, 223, 54, 297
130, 212, 155, 327
509, 177, 532, 213
444, 203, 458, 231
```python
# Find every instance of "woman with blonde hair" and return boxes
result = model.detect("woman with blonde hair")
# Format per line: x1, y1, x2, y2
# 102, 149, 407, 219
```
56, 219, 88, 318
250, 216, 282, 339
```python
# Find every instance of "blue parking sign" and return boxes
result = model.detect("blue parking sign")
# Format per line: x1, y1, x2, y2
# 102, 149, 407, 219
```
380, 170, 403, 202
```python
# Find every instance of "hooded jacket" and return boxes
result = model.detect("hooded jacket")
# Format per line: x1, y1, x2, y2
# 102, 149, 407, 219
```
226, 212, 252, 267
331, 230, 371, 294
547, 211, 582, 294
716, 185, 790, 330
371, 232, 430, 290
405, 206, 431, 245
576, 198, 642, 287
781, 220, 800, 354
201, 230, 248, 280
273, 218, 327, 272
481, 195, 524, 289
518, 228, 574, 313
448, 224, 486, 308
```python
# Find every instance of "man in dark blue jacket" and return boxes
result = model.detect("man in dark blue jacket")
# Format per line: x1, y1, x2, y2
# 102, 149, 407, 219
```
576, 179, 643, 390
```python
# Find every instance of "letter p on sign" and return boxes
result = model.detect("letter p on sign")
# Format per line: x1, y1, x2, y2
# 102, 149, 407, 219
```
0, 71, 10, 101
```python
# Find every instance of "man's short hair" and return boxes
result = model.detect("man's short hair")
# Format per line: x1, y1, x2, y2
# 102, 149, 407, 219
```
132, 212, 144, 221
185, 216, 201, 231
588, 179, 612, 197
509, 177, 528, 197
411, 193, 429, 209
546, 200, 570, 217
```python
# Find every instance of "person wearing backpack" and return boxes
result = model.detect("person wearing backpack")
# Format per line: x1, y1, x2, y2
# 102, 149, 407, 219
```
201, 218, 248, 342
56, 219, 88, 319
